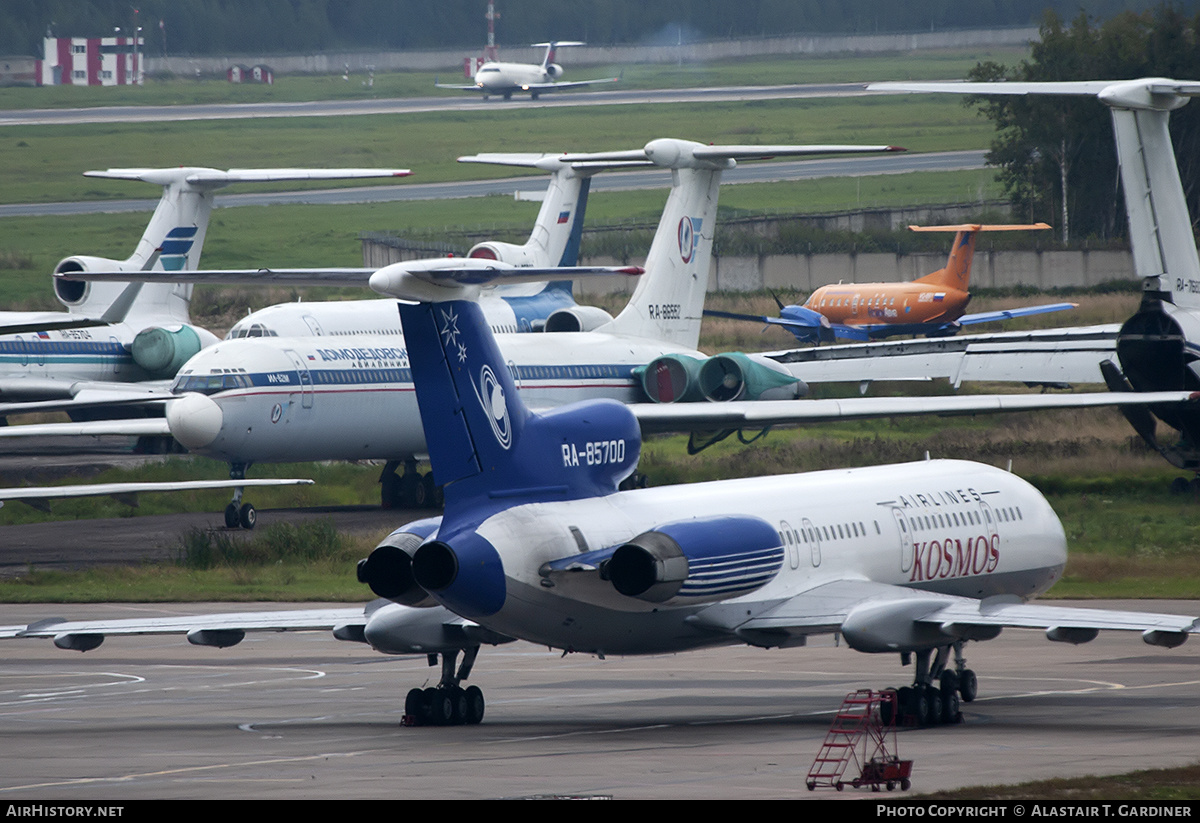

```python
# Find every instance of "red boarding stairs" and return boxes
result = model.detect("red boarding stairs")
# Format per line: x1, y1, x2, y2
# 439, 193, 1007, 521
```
807, 689, 912, 792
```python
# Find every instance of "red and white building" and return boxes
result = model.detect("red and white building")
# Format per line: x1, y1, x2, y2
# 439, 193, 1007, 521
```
39, 36, 144, 86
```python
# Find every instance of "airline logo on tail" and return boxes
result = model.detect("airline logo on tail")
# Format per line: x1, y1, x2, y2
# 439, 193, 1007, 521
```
474, 363, 512, 449
678, 216, 702, 263
158, 226, 199, 271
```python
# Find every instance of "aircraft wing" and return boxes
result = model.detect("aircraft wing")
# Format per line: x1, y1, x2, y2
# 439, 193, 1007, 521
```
957, 302, 1079, 326
58, 263, 643, 289
630, 390, 1198, 433
0, 418, 171, 439
0, 604, 370, 647
0, 478, 313, 511
767, 324, 1120, 388
691, 579, 1198, 651
1, 600, 517, 655
524, 77, 620, 92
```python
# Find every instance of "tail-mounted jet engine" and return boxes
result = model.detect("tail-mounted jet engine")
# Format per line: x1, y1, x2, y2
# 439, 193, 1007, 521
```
603, 516, 784, 606
636, 352, 807, 403
357, 519, 442, 606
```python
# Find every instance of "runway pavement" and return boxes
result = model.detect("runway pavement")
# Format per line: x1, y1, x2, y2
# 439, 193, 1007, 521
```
0, 600, 1196, 799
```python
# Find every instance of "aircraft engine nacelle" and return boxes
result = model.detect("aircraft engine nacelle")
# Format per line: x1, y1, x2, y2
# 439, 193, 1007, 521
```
129, 325, 205, 378
545, 63, 564, 80
467, 241, 537, 267
52, 256, 130, 310
544, 305, 615, 332
698, 352, 808, 402
603, 516, 784, 606
357, 518, 442, 607
636, 354, 705, 403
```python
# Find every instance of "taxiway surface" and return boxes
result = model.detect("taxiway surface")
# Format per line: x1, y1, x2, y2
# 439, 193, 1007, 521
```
0, 600, 1196, 799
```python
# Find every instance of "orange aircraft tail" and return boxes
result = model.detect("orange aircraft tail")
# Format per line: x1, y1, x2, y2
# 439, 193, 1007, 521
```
910, 223, 1051, 291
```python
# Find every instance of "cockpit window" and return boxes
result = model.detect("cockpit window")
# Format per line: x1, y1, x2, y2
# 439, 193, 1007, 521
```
171, 372, 253, 395
226, 323, 276, 340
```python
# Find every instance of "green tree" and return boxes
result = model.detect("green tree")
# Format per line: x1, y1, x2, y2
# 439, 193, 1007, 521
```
970, 5, 1200, 244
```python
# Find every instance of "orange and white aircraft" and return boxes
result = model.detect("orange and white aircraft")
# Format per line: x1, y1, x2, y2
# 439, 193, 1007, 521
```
710, 223, 1075, 342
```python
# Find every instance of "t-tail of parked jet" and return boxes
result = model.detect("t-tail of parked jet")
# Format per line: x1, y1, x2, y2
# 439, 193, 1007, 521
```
557, 139, 905, 349
49, 167, 410, 328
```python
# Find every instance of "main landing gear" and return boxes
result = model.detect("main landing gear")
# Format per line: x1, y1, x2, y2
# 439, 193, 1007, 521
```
403, 646, 485, 727
885, 642, 975, 728
380, 459, 441, 510
223, 462, 257, 530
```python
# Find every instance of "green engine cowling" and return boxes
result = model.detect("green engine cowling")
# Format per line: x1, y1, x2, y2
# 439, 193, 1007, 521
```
698, 352, 807, 402
130, 325, 204, 378
634, 354, 706, 403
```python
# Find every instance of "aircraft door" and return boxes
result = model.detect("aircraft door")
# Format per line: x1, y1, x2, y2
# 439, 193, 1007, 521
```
302, 315, 325, 336
892, 507, 913, 576
780, 520, 800, 570
802, 517, 821, 567
283, 349, 314, 409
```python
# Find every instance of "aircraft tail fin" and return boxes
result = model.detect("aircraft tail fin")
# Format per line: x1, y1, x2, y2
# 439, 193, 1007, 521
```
397, 298, 639, 511
870, 78, 1200, 308
910, 223, 1050, 291
56, 167, 409, 323
558, 140, 902, 348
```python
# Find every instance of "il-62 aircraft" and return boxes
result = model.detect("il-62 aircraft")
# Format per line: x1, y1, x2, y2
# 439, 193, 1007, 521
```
436, 41, 618, 100
707, 223, 1075, 343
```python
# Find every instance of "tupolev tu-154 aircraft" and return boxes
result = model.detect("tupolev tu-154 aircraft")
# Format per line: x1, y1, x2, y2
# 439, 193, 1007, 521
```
12, 240, 1197, 731
436, 41, 618, 101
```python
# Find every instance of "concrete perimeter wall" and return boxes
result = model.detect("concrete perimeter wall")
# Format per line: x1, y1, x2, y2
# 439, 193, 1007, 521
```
146, 27, 1037, 76
571, 249, 1135, 296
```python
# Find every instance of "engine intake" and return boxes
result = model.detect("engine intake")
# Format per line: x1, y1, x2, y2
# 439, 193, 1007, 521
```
699, 352, 806, 402
604, 516, 784, 605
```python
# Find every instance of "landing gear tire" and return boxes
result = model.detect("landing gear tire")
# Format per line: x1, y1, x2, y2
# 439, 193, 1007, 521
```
958, 669, 978, 703
940, 687, 962, 724
405, 688, 426, 724
426, 687, 453, 725
238, 503, 256, 530
464, 685, 485, 724
224, 503, 239, 529
923, 686, 941, 726
1171, 476, 1191, 495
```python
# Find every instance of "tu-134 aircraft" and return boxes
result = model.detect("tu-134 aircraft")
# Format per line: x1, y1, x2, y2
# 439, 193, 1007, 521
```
706, 223, 1076, 343
436, 41, 618, 101
11, 236, 1198, 730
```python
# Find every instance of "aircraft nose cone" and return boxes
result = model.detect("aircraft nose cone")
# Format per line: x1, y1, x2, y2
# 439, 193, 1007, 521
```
166, 392, 224, 450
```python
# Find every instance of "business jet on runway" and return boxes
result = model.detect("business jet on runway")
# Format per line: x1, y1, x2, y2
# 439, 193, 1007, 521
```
0, 166, 409, 421
436, 42, 618, 100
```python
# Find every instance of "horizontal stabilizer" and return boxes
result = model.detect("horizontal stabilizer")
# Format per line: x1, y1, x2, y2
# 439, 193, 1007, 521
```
909, 223, 1051, 233
85, 167, 411, 188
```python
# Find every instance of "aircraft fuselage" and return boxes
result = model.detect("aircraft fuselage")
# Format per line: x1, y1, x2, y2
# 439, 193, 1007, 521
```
426, 459, 1066, 655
